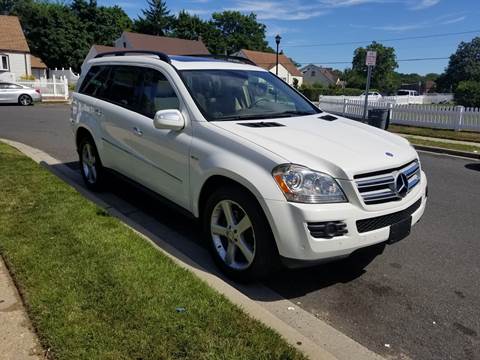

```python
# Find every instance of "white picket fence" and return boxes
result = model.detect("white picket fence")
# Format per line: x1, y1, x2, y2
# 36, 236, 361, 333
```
320, 94, 453, 105
318, 98, 480, 132
16, 76, 69, 100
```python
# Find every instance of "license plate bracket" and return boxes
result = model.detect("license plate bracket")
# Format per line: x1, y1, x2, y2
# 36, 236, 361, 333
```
388, 216, 412, 244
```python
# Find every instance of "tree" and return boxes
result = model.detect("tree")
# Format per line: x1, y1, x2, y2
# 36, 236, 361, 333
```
438, 37, 480, 92
133, 0, 174, 36
14, 1, 90, 70
347, 42, 398, 93
204, 11, 270, 55
455, 80, 480, 107
71, 0, 131, 46
0, 0, 16, 14
172, 10, 207, 40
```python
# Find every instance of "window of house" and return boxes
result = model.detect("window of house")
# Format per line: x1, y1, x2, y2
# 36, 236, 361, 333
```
310, 70, 316, 77
0, 55, 9, 71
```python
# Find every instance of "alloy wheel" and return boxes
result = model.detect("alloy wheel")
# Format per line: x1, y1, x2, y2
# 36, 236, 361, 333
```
82, 143, 97, 184
19, 95, 32, 106
210, 200, 256, 270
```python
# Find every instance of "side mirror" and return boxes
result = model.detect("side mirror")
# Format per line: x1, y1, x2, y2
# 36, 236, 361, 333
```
153, 109, 185, 131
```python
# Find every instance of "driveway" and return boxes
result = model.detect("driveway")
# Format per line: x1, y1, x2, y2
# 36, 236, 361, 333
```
1, 104, 479, 360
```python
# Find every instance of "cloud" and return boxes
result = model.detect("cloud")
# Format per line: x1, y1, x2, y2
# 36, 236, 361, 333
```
409, 0, 440, 10
319, 0, 396, 7
351, 12, 465, 32
441, 16, 466, 25
229, 1, 328, 20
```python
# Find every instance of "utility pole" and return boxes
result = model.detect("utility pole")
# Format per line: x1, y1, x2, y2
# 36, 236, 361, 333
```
363, 50, 377, 120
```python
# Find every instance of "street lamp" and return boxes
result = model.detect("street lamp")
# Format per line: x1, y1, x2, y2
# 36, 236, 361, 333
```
275, 34, 281, 76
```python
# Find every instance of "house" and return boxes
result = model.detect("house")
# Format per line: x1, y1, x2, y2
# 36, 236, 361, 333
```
81, 32, 210, 74
81, 45, 122, 74
234, 49, 303, 87
0, 15, 31, 81
31, 55, 47, 79
0, 15, 48, 81
115, 31, 210, 55
300, 64, 341, 87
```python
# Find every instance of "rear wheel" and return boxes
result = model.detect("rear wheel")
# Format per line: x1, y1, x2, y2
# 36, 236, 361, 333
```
79, 136, 105, 191
203, 185, 279, 282
18, 94, 32, 106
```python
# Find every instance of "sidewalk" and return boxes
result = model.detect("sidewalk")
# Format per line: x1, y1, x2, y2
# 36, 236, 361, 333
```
398, 133, 480, 148
0, 258, 42, 359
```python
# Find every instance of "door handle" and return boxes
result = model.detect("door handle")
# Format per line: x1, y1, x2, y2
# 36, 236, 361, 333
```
133, 127, 143, 136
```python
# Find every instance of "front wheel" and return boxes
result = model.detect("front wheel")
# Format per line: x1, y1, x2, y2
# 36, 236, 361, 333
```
79, 137, 105, 191
203, 186, 279, 282
18, 94, 32, 106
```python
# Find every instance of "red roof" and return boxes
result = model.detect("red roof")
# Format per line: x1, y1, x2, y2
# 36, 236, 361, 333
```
238, 49, 302, 76
122, 32, 209, 55
0, 15, 30, 52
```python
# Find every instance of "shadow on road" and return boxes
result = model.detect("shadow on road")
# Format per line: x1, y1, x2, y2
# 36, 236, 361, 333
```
465, 163, 480, 172
57, 160, 382, 302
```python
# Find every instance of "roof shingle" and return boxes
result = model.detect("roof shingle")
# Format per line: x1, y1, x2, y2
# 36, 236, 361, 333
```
238, 49, 302, 77
0, 15, 30, 53
122, 32, 210, 55
31, 55, 47, 69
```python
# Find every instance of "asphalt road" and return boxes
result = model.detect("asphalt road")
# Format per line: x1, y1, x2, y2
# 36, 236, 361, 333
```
1, 104, 479, 360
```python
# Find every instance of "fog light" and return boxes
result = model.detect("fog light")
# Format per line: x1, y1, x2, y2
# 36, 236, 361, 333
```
307, 221, 348, 239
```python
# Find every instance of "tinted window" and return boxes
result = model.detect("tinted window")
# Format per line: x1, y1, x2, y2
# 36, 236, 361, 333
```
138, 69, 179, 118
79, 66, 110, 97
102, 66, 143, 110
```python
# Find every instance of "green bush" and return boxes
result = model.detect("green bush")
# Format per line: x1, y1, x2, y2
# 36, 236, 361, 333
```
454, 81, 480, 107
298, 84, 364, 101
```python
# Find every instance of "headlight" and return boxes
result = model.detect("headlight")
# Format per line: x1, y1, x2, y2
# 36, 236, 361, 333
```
272, 164, 347, 204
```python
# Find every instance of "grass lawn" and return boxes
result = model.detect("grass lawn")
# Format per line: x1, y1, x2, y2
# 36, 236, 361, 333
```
405, 136, 480, 154
389, 125, 480, 143
0, 142, 305, 360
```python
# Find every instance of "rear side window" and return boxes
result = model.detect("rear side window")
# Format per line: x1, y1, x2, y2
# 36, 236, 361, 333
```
79, 66, 110, 97
102, 66, 143, 110
139, 69, 180, 118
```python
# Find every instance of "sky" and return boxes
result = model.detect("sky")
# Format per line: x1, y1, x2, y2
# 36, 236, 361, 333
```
98, 0, 480, 75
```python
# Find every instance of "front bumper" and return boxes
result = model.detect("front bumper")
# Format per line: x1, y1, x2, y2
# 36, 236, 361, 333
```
264, 171, 427, 264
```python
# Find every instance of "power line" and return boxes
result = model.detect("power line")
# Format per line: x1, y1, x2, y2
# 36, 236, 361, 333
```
283, 29, 480, 48
296, 57, 450, 65
254, 56, 450, 66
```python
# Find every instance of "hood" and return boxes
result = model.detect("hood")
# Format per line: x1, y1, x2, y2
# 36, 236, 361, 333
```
211, 114, 418, 180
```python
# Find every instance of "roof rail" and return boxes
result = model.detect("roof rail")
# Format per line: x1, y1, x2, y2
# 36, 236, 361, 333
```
94, 50, 171, 64
183, 54, 257, 66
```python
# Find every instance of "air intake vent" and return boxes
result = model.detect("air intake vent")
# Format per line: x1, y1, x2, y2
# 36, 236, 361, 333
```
238, 122, 285, 128
319, 115, 337, 121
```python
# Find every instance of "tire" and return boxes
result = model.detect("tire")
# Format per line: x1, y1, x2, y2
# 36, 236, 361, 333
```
78, 136, 105, 191
18, 94, 32, 106
203, 185, 279, 282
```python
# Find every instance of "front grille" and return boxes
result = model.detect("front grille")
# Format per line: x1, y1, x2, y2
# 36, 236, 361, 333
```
356, 198, 422, 233
355, 160, 421, 205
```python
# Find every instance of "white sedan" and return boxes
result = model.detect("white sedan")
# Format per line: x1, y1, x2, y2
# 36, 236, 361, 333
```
0, 82, 41, 105
360, 91, 382, 101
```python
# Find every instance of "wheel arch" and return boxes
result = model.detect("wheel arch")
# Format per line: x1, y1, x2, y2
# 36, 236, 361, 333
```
75, 126, 94, 154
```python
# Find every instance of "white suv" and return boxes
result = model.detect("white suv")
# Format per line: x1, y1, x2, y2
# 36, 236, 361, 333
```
71, 51, 427, 281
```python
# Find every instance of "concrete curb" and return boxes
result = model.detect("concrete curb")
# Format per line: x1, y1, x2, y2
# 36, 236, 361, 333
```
413, 144, 480, 160
1, 138, 385, 360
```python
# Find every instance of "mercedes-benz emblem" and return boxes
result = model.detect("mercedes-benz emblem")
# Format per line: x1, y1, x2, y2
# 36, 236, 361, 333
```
395, 173, 409, 198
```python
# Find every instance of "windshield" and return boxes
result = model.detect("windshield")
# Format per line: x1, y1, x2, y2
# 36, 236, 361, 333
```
180, 69, 319, 121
